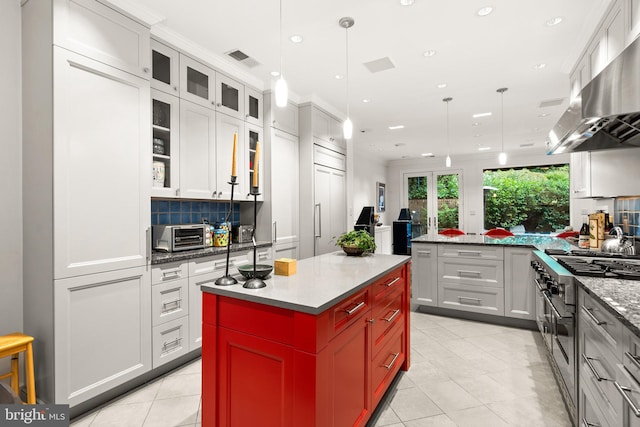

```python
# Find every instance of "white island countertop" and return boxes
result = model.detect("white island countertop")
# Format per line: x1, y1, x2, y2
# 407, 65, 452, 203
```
201, 251, 410, 315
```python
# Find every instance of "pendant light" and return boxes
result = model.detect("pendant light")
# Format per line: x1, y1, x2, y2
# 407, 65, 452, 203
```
339, 17, 355, 140
275, 0, 288, 107
443, 97, 452, 168
497, 87, 508, 165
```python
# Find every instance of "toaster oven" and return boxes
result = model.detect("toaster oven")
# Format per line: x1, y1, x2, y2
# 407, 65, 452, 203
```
152, 224, 208, 252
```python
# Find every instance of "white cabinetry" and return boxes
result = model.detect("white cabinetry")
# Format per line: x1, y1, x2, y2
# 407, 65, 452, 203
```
216, 74, 245, 120
311, 107, 346, 154
313, 164, 346, 256
504, 248, 535, 320
180, 54, 216, 108
215, 113, 246, 199
151, 39, 180, 95
374, 226, 392, 255
245, 86, 263, 127
271, 130, 299, 252
411, 243, 438, 307
151, 89, 180, 198
265, 92, 299, 136
179, 100, 217, 199
570, 152, 591, 198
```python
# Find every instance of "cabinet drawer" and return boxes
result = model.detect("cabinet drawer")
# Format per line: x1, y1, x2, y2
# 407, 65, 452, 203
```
330, 288, 370, 338
189, 253, 246, 277
372, 328, 404, 407
616, 363, 640, 427
152, 316, 189, 368
438, 282, 505, 315
152, 278, 189, 326
438, 258, 503, 288
580, 291, 623, 355
370, 267, 405, 301
313, 143, 346, 171
372, 291, 404, 356
152, 262, 188, 284
580, 317, 621, 425
438, 244, 504, 260
580, 382, 613, 427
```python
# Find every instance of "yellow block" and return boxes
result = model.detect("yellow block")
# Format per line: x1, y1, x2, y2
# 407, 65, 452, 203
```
274, 258, 296, 276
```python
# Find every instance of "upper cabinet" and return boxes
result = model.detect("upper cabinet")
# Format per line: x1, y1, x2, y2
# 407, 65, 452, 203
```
311, 107, 346, 154
180, 54, 216, 109
151, 89, 180, 198
179, 100, 217, 199
629, 0, 640, 42
151, 39, 180, 95
265, 91, 299, 136
245, 87, 263, 127
216, 74, 245, 120
52, 0, 150, 79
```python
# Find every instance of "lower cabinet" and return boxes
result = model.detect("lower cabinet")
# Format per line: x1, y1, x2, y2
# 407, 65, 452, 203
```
411, 244, 438, 307
504, 248, 535, 320
201, 263, 409, 426
54, 267, 151, 406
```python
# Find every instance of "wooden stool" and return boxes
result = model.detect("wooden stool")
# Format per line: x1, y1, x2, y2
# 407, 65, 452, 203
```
0, 333, 36, 404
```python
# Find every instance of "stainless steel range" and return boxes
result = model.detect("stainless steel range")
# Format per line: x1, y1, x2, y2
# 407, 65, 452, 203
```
531, 250, 577, 425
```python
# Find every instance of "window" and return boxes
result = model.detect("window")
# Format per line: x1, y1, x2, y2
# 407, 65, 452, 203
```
406, 172, 461, 236
483, 165, 569, 234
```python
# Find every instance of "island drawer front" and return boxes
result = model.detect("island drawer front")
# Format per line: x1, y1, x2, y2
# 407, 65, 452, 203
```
372, 291, 404, 356
152, 262, 188, 284
370, 267, 406, 301
218, 297, 295, 346
437, 258, 504, 288
330, 288, 370, 339
580, 291, 623, 356
372, 328, 404, 407
152, 316, 190, 368
438, 282, 505, 315
151, 278, 189, 326
438, 244, 504, 260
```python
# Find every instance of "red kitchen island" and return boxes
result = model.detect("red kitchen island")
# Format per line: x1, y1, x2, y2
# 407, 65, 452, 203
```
201, 252, 411, 427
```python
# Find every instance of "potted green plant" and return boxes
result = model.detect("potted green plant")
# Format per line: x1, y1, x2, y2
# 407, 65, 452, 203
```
335, 229, 376, 256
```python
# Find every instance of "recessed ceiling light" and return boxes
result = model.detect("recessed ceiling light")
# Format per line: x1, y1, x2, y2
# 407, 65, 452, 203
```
335, 74, 344, 80
538, 113, 550, 118
400, 0, 415, 5
533, 63, 546, 70
546, 16, 563, 27
289, 34, 303, 43
473, 112, 492, 118
478, 146, 491, 151
423, 50, 437, 57
476, 6, 494, 17
421, 152, 434, 157
270, 71, 280, 77
389, 125, 405, 130
474, 134, 482, 138
472, 122, 481, 126
362, 98, 370, 103
436, 83, 447, 89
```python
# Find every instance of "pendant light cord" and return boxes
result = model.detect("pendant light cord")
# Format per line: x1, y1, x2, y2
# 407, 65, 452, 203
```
500, 91, 504, 153
345, 25, 349, 118
279, 0, 283, 77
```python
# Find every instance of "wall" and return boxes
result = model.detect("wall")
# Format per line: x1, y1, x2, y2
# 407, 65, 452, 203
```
0, 0, 23, 334
353, 151, 388, 225
387, 150, 571, 235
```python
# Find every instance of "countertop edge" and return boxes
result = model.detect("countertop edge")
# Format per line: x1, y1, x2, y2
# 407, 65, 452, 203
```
151, 242, 272, 265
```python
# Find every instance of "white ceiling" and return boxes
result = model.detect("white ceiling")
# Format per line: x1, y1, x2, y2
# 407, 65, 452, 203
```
125, 0, 610, 162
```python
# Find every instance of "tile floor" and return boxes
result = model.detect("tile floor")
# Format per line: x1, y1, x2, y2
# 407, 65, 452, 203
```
70, 310, 571, 427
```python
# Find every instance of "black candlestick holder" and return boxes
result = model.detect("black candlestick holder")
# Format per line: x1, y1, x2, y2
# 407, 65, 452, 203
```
243, 186, 266, 289
215, 176, 238, 286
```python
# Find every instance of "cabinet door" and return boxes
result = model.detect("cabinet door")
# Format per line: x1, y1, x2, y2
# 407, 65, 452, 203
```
216, 114, 245, 199
411, 244, 438, 307
314, 165, 346, 256
151, 39, 180, 95
245, 86, 263, 127
272, 100, 299, 136
570, 152, 591, 198
327, 314, 371, 427
630, 0, 640, 44
218, 327, 294, 427
504, 248, 535, 320
273, 242, 299, 260
54, 266, 151, 406
180, 54, 216, 108
246, 124, 264, 201
152, 89, 180, 198
312, 107, 332, 142
272, 130, 299, 245
53, 0, 150, 78
216, 73, 244, 120
179, 99, 217, 199
53, 47, 150, 278
604, 2, 625, 62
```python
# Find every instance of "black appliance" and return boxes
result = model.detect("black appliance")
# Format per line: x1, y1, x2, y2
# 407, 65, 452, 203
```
354, 206, 375, 238
393, 209, 422, 255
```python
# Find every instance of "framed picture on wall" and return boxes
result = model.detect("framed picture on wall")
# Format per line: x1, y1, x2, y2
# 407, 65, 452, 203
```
377, 182, 385, 212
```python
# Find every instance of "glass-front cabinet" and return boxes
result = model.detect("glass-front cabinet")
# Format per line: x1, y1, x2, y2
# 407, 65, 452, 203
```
247, 124, 264, 201
151, 39, 179, 95
245, 87, 263, 127
152, 90, 180, 197
180, 53, 216, 109
216, 74, 244, 121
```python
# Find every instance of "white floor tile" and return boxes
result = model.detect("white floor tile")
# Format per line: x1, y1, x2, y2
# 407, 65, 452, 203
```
70, 411, 97, 427
417, 379, 483, 413
112, 379, 162, 406
389, 387, 443, 421
90, 401, 152, 427
372, 403, 402, 426
446, 405, 511, 427
403, 414, 458, 427
143, 395, 200, 427
154, 373, 201, 400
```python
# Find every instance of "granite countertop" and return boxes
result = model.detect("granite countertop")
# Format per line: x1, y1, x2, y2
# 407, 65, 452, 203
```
201, 252, 411, 315
576, 276, 640, 338
151, 241, 272, 265
412, 234, 572, 252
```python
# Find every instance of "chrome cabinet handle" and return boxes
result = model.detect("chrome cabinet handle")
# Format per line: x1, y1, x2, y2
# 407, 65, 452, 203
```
615, 381, 640, 417
162, 299, 182, 309
162, 337, 182, 351
581, 418, 601, 427
345, 301, 365, 315
173, 85, 177, 91
385, 277, 401, 287
382, 309, 400, 323
146, 227, 151, 262
273, 221, 277, 243
458, 296, 481, 304
542, 292, 563, 319
582, 305, 606, 326
457, 270, 482, 276
457, 250, 481, 256
626, 352, 640, 371
582, 354, 608, 382
314, 203, 322, 238
417, 250, 431, 255
143, 67, 150, 73
162, 270, 181, 279
383, 353, 400, 370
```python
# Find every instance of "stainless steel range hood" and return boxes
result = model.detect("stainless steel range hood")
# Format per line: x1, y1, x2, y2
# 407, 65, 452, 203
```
547, 36, 640, 154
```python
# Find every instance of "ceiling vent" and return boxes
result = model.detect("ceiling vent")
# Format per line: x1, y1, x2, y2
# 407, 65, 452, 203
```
363, 57, 395, 73
226, 49, 261, 68
539, 98, 564, 108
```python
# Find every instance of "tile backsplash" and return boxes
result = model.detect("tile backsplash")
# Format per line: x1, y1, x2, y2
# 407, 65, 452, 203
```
615, 197, 640, 236
151, 199, 240, 226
